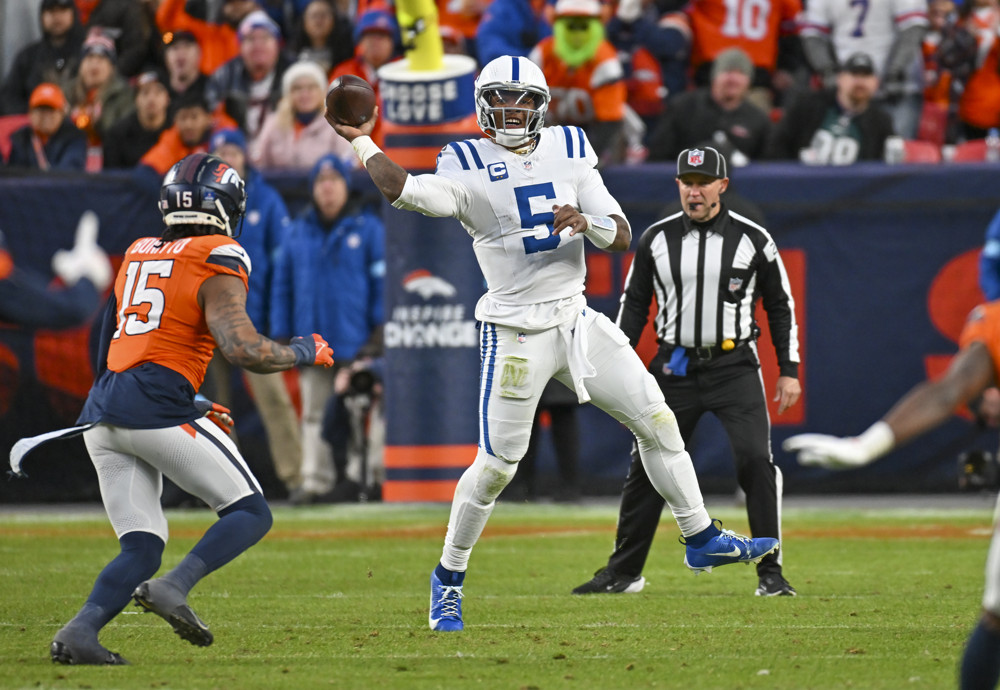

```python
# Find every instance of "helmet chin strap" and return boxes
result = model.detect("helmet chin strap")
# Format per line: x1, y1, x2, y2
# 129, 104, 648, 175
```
215, 199, 233, 237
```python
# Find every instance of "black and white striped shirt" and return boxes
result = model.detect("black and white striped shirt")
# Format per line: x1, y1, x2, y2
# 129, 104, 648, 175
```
617, 204, 800, 377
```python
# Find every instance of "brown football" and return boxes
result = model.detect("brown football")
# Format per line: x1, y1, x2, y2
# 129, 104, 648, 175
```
325, 74, 376, 127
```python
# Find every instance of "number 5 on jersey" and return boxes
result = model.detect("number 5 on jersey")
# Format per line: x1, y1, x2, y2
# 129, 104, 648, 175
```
515, 183, 561, 255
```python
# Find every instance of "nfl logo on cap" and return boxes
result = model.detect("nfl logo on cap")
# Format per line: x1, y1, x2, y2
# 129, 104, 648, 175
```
677, 146, 727, 179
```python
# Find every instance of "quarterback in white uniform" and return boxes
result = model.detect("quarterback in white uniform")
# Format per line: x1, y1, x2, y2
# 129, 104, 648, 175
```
330, 55, 779, 632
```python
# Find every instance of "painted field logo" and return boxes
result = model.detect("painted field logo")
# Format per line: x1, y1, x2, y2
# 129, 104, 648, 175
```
402, 269, 457, 299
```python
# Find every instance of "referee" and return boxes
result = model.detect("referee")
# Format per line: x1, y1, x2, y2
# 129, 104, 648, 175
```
574, 146, 801, 597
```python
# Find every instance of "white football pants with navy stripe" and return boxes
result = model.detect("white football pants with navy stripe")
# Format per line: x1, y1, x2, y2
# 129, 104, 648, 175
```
439, 308, 711, 573
84, 420, 262, 543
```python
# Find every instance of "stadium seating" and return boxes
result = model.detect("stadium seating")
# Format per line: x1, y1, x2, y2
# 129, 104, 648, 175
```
902, 139, 943, 164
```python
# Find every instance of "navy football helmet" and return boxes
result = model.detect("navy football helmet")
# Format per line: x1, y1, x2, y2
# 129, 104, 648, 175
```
159, 153, 246, 237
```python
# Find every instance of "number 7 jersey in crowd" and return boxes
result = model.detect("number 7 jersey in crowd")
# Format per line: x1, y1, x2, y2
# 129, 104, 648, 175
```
79, 234, 252, 429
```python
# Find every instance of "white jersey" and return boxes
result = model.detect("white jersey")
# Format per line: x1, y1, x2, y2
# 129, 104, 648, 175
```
799, 0, 928, 77
392, 126, 627, 330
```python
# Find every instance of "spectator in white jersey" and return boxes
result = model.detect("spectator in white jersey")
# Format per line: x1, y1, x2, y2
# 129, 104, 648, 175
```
799, 0, 929, 139
328, 54, 780, 633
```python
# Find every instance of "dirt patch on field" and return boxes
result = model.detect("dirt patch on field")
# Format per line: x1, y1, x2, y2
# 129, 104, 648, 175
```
4, 523, 991, 541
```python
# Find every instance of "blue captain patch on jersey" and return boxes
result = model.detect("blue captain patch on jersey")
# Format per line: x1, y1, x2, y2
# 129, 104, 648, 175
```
487, 162, 508, 181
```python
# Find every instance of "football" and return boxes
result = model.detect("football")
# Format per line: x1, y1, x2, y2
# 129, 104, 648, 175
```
326, 75, 376, 127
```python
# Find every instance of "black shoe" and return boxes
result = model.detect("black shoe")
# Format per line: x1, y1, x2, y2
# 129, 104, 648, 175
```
50, 626, 129, 665
755, 573, 797, 597
133, 579, 213, 646
317, 479, 362, 503
572, 567, 646, 595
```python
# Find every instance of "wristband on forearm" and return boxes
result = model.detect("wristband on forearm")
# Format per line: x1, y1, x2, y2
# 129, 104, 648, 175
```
855, 421, 895, 461
352, 135, 383, 168
582, 214, 617, 249
289, 337, 314, 366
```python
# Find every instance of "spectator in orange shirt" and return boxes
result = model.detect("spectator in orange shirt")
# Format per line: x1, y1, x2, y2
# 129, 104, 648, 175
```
330, 8, 401, 149
155, 0, 260, 76
686, 0, 802, 110
529, 0, 628, 164
137, 91, 217, 178
438, 0, 490, 64
921, 0, 976, 144
957, 0, 1000, 139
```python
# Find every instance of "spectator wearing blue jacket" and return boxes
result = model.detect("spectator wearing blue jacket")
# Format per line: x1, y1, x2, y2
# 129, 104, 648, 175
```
271, 154, 385, 504
205, 128, 305, 499
476, 0, 552, 66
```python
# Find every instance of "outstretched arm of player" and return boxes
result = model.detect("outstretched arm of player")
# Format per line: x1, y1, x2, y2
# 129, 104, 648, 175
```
783, 342, 996, 469
328, 108, 471, 219
200, 274, 333, 372
327, 108, 407, 203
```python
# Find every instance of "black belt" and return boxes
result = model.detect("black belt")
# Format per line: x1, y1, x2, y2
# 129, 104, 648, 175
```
664, 340, 747, 362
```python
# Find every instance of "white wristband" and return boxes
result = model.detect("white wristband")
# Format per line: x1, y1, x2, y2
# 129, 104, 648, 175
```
855, 421, 895, 461
352, 135, 383, 168
582, 214, 617, 249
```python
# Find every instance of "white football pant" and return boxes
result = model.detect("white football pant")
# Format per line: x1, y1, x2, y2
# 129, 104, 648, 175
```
85, 420, 261, 543
440, 308, 710, 572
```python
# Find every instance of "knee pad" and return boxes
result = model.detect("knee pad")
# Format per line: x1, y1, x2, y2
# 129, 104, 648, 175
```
462, 448, 518, 505
625, 403, 685, 453
119, 531, 165, 581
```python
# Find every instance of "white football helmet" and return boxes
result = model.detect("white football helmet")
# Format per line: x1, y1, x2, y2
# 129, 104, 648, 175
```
474, 56, 550, 148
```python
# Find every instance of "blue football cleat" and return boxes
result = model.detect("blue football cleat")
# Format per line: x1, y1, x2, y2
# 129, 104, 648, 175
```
429, 570, 464, 632
682, 523, 779, 574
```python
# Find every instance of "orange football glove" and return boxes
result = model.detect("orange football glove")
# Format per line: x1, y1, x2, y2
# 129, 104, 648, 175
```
194, 399, 234, 435
290, 333, 335, 367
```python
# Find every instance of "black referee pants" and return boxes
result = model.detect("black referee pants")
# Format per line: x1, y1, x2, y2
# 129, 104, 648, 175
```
605, 345, 782, 578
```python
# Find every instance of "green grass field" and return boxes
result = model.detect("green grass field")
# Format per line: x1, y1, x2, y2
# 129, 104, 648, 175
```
0, 498, 994, 690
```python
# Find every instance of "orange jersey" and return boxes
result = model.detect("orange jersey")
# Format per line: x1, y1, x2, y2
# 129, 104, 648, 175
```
530, 38, 627, 124
958, 7, 1000, 130
437, 0, 490, 39
959, 302, 1000, 378
156, 0, 240, 75
922, 33, 952, 107
107, 234, 250, 390
687, 0, 802, 71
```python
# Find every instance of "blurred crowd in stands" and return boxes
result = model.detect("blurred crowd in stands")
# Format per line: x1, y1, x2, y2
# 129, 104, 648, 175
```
2, 0, 1000, 172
